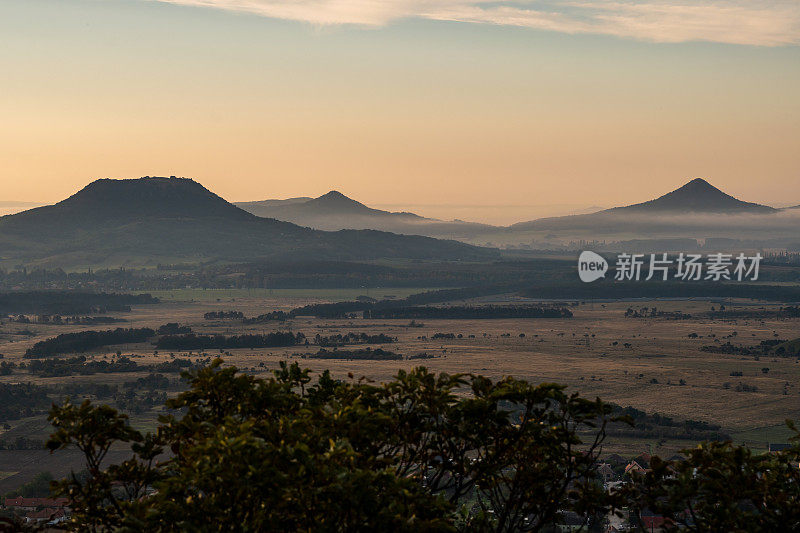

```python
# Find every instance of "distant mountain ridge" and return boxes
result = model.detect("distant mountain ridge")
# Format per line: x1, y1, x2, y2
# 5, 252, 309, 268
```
236, 190, 490, 237
238, 190, 425, 220
237, 178, 788, 243
237, 178, 799, 250
5, 176, 794, 267
0, 177, 497, 267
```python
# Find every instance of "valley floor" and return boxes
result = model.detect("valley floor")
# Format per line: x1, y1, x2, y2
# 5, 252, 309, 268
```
1, 292, 798, 491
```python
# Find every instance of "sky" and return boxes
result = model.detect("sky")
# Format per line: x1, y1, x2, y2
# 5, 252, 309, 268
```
1, 0, 798, 224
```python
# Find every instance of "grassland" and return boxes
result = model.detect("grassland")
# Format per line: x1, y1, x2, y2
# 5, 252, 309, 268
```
1, 293, 798, 489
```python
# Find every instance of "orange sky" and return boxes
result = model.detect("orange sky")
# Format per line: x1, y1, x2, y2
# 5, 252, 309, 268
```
1, 0, 798, 217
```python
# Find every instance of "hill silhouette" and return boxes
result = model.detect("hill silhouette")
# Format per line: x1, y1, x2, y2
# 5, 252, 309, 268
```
6, 177, 253, 228
238, 190, 424, 222
510, 178, 778, 233
308, 190, 384, 213
0, 178, 497, 267
236, 190, 492, 237
235, 179, 796, 249
604, 178, 775, 214
469, 177, 800, 250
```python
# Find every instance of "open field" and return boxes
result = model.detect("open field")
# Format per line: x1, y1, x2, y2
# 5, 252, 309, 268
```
1, 293, 798, 490
0, 450, 134, 495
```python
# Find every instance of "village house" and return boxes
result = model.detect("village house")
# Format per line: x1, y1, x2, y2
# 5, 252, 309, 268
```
624, 460, 649, 477
3, 496, 69, 512
25, 507, 67, 525
597, 462, 616, 483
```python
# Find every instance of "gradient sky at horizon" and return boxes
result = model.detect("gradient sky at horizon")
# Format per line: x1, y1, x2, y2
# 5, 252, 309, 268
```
1, 0, 798, 221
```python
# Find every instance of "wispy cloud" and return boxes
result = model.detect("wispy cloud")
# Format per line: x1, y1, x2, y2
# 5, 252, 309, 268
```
151, 0, 800, 46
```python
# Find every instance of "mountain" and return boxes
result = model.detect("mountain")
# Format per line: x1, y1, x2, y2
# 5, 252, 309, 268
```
0, 177, 497, 267
512, 179, 775, 233
236, 191, 493, 238
233, 179, 798, 250
511, 178, 777, 231
488, 178, 800, 250
237, 190, 412, 223
603, 178, 776, 214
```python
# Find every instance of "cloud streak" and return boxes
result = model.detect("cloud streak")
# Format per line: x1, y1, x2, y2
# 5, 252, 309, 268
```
151, 0, 800, 46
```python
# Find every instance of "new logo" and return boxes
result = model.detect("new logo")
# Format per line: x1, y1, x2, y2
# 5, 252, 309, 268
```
578, 251, 608, 283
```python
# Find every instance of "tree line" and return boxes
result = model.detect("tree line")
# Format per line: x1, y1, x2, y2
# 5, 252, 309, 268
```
0, 291, 157, 315
0, 259, 569, 292
21, 325, 314, 359
154, 332, 305, 351
305, 348, 402, 361
607, 405, 730, 441
4, 314, 125, 325
156, 322, 192, 335
700, 338, 798, 358
290, 301, 373, 318
242, 311, 288, 323
203, 310, 289, 322
24, 356, 197, 378
364, 305, 573, 320
26, 355, 139, 377
203, 310, 244, 320
314, 332, 396, 347
25, 328, 156, 357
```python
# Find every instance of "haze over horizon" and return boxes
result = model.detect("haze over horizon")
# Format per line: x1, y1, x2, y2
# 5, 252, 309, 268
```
6, 201, 579, 226
4, 176, 798, 226
4, 175, 798, 229
2, 0, 798, 210
0, 197, 602, 225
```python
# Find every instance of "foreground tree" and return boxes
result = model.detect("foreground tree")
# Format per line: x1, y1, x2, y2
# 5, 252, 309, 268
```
41, 361, 800, 531
46, 360, 619, 532
622, 425, 800, 532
